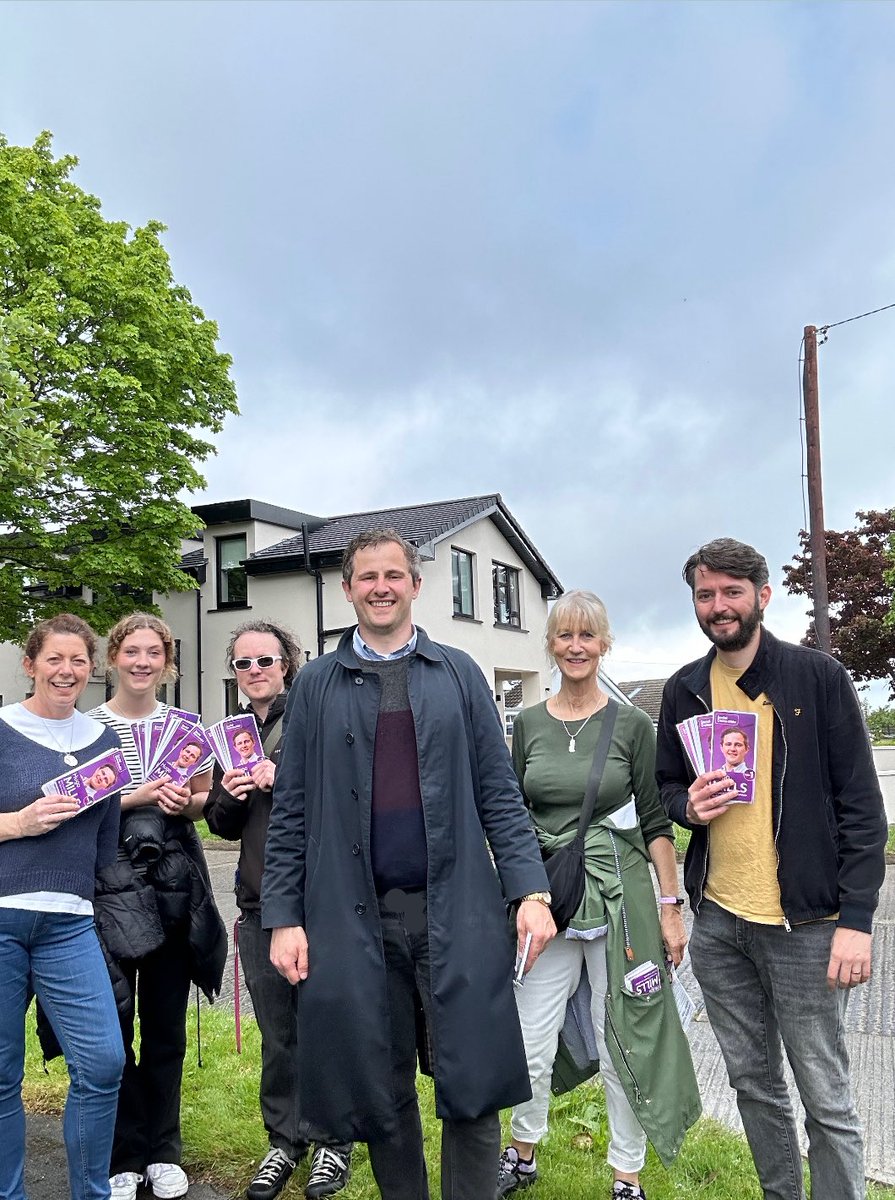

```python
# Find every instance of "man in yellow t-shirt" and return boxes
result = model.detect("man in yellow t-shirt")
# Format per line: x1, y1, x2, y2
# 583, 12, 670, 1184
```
656, 537, 887, 1200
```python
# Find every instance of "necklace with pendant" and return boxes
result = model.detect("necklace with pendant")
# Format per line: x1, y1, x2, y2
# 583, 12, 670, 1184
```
558, 696, 607, 752
39, 714, 79, 766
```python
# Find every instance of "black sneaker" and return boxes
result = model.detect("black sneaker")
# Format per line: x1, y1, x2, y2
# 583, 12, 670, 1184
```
612, 1183, 646, 1200
246, 1149, 295, 1200
304, 1147, 351, 1199
497, 1146, 538, 1196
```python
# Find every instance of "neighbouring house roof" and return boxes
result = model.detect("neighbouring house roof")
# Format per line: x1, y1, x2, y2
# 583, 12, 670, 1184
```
240, 493, 563, 598
617, 678, 669, 723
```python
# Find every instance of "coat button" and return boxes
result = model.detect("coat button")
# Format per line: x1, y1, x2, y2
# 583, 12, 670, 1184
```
351, 788, 358, 800
355, 902, 366, 915
354, 676, 364, 685
346, 731, 355, 745
351, 843, 361, 856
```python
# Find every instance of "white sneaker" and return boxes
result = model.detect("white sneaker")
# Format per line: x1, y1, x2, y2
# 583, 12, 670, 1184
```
110, 1173, 143, 1200
145, 1163, 189, 1199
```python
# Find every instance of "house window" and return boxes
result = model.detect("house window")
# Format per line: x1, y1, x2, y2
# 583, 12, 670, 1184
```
216, 535, 247, 607
492, 562, 521, 628
451, 548, 475, 618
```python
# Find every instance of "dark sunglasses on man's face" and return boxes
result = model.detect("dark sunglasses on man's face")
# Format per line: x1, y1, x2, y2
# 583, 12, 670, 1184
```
231, 655, 283, 672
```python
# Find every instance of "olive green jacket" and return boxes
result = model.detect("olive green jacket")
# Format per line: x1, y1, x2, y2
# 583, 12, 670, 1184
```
539, 817, 702, 1168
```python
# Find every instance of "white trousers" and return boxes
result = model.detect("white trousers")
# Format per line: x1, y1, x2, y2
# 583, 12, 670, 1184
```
511, 933, 648, 1173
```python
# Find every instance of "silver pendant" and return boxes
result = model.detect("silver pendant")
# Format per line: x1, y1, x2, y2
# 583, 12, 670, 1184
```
568, 738, 576, 753
64, 753, 78, 766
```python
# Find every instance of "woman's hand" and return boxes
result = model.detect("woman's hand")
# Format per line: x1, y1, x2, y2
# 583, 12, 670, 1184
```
659, 904, 688, 966
12, 793, 80, 838
123, 777, 172, 810
157, 781, 193, 815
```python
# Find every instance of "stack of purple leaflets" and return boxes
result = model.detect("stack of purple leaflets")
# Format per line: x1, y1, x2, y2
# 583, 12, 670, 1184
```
135, 708, 201, 778
143, 708, 214, 786
205, 713, 264, 772
42, 747, 133, 813
676, 709, 758, 804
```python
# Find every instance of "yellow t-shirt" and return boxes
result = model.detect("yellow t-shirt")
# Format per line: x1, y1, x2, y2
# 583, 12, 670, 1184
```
704, 658, 783, 924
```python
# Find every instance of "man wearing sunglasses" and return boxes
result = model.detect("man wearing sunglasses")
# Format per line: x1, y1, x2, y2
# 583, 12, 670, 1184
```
205, 623, 353, 1200
263, 529, 554, 1200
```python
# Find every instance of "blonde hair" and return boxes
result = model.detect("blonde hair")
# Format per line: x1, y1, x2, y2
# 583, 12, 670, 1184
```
105, 613, 178, 683
545, 590, 614, 659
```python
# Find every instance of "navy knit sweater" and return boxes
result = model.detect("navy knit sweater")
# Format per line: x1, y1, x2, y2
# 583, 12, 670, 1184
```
0, 721, 122, 901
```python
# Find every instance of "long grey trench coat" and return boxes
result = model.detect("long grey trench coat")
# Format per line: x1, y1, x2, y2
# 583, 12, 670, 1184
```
262, 627, 550, 1142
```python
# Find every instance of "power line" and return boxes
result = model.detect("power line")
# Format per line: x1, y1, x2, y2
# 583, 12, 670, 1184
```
818, 301, 895, 336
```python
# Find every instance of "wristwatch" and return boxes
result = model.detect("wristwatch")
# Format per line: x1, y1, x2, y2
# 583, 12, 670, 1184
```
519, 891, 552, 906
658, 896, 685, 906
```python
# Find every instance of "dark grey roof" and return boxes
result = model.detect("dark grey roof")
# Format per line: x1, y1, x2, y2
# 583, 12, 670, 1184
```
180, 548, 206, 569
246, 494, 563, 597
617, 678, 669, 723
191, 499, 324, 531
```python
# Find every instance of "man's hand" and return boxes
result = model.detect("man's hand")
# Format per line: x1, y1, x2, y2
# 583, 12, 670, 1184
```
220, 767, 255, 801
516, 900, 556, 975
249, 759, 276, 793
827, 927, 872, 990
659, 905, 688, 966
686, 769, 737, 824
270, 925, 309, 983
14, 793, 79, 837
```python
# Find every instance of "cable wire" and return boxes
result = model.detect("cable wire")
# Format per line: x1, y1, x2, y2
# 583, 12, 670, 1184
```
818, 301, 895, 334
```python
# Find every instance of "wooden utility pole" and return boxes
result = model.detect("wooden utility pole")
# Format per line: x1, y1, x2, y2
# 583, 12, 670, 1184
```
803, 325, 832, 654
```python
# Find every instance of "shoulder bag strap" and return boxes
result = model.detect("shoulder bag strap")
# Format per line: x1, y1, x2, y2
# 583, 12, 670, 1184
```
573, 699, 619, 842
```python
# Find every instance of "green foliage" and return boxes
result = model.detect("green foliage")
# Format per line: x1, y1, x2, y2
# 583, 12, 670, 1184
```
782, 511, 895, 701
0, 131, 238, 642
866, 706, 895, 744
24, 1005, 895, 1198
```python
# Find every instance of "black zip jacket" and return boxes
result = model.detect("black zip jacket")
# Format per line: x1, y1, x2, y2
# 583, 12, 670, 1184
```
204, 689, 288, 910
656, 628, 886, 933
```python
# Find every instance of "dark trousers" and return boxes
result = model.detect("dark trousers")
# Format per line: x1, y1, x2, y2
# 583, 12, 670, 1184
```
237, 909, 352, 1160
367, 900, 500, 1200
112, 927, 192, 1174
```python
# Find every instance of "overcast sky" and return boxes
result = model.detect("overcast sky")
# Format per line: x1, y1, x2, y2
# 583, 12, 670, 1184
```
3, 0, 894, 690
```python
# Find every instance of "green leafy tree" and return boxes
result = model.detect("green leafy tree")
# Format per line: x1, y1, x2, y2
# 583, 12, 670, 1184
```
0, 132, 238, 641
864, 706, 895, 744
782, 510, 895, 699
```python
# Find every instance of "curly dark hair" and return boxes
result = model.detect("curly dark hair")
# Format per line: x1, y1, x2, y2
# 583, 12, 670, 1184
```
225, 620, 303, 686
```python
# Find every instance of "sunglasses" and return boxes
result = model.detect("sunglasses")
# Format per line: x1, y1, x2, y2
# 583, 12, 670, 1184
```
231, 655, 283, 672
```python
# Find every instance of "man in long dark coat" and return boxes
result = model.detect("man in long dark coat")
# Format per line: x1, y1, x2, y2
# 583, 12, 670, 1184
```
262, 527, 555, 1200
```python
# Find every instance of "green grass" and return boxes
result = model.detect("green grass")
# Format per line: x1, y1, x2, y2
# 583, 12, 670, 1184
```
888, 824, 895, 855
24, 1007, 893, 1199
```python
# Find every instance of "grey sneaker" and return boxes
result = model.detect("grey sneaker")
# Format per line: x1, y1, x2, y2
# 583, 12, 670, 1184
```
497, 1146, 538, 1195
612, 1183, 646, 1200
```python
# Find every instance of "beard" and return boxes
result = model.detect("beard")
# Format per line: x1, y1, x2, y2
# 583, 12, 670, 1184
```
698, 597, 763, 652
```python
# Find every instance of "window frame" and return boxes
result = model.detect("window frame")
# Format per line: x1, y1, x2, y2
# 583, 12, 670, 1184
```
451, 547, 476, 619
492, 560, 522, 629
216, 534, 248, 609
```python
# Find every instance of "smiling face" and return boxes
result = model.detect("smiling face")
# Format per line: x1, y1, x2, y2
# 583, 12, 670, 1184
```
175, 742, 202, 769
23, 633, 92, 719
88, 764, 117, 791
693, 567, 770, 656
110, 627, 168, 702
233, 730, 256, 759
550, 624, 604, 686
342, 541, 421, 652
721, 730, 748, 767
231, 631, 288, 715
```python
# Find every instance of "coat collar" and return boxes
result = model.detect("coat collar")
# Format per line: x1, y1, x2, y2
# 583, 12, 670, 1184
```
680, 626, 781, 702
334, 625, 445, 668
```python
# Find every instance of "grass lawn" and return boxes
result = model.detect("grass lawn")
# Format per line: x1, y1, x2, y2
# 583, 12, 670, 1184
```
24, 1007, 893, 1199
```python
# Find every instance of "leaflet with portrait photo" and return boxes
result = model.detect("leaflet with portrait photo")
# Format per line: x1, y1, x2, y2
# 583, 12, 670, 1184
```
42, 747, 132, 813
205, 713, 263, 771
710, 710, 757, 804
145, 723, 214, 785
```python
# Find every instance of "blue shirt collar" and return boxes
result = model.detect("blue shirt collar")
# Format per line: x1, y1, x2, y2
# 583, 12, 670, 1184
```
352, 625, 418, 662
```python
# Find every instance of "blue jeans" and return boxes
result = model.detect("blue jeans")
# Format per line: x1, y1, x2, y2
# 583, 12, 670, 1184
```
690, 901, 865, 1200
0, 909, 125, 1200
